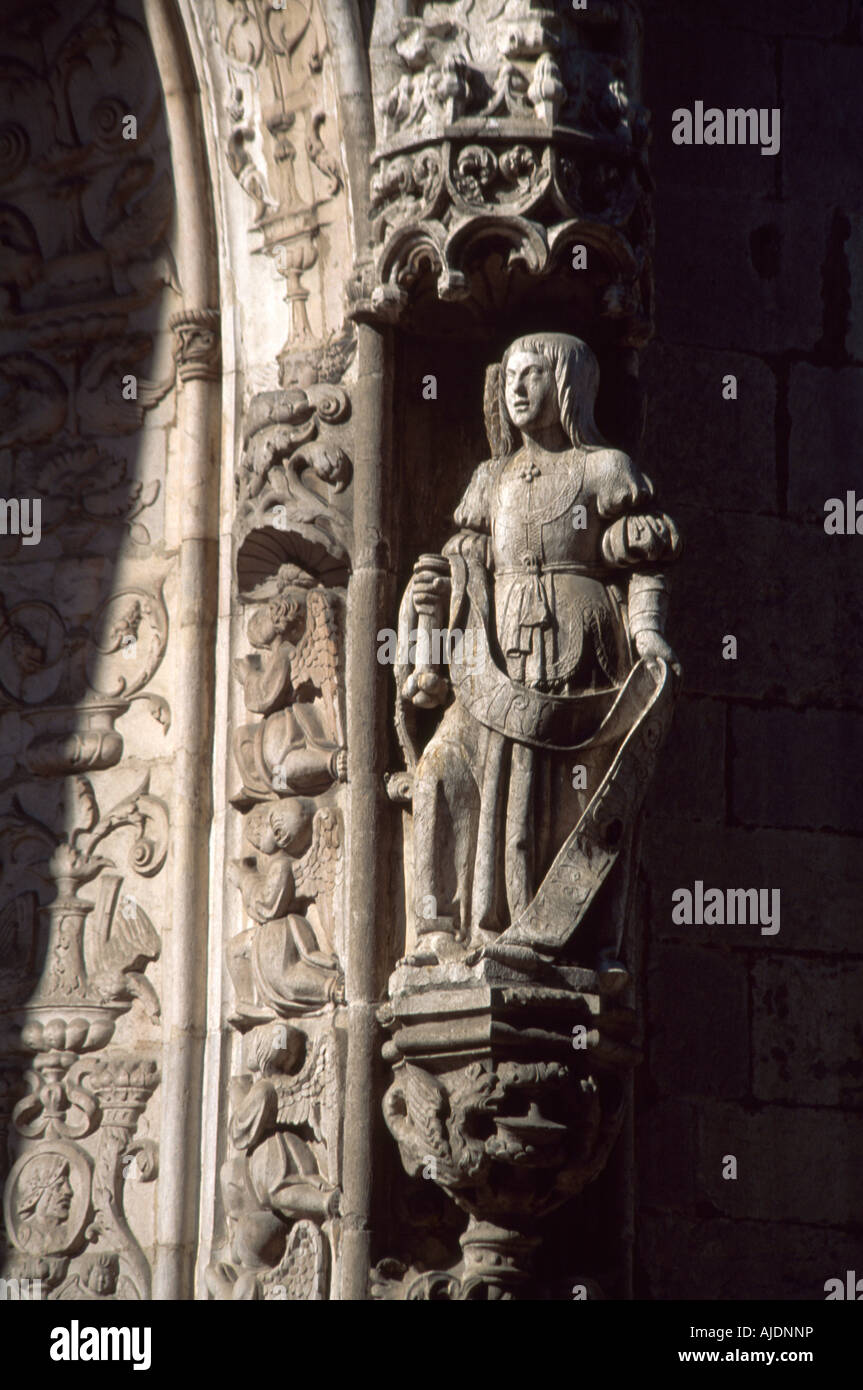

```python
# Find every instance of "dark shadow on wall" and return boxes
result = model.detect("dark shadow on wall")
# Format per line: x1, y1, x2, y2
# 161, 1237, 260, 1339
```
0, 0, 177, 1298
635, 0, 863, 1300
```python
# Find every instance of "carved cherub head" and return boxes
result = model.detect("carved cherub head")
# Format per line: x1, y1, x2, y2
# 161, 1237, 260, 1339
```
244, 798, 315, 857
85, 1252, 119, 1296
493, 333, 606, 455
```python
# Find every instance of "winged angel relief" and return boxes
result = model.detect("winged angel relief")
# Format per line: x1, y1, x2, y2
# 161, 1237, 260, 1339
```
230, 572, 345, 1020
396, 333, 681, 983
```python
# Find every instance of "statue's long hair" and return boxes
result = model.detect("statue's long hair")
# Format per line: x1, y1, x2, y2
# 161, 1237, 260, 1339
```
484, 333, 607, 457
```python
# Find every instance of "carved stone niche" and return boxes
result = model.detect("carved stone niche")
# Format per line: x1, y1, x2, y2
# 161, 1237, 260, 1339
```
376, 327, 680, 1299
357, 0, 651, 344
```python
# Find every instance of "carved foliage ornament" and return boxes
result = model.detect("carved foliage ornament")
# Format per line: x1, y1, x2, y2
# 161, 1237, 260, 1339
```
0, 0, 178, 517
362, 1, 651, 334
0, 771, 167, 1299
215, 0, 347, 370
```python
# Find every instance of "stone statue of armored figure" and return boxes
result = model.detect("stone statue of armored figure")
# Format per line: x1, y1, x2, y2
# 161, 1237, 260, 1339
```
397, 333, 681, 984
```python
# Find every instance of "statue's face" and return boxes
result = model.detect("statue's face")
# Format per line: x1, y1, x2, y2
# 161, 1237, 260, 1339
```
37, 1168, 72, 1225
503, 350, 559, 432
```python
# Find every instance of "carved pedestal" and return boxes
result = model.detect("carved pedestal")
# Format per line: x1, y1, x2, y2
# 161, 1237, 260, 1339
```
377, 957, 639, 1299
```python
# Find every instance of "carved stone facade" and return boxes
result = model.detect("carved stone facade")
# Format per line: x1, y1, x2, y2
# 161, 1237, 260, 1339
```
0, 0, 663, 1303
3, 0, 852, 1308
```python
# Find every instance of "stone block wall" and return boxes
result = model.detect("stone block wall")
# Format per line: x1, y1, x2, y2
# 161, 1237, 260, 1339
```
636, 0, 863, 1299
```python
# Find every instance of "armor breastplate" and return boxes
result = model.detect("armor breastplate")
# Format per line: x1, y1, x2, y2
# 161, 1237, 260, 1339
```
491, 451, 604, 571
488, 452, 624, 689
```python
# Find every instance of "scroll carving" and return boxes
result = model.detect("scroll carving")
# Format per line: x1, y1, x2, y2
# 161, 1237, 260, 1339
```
0, 774, 166, 1298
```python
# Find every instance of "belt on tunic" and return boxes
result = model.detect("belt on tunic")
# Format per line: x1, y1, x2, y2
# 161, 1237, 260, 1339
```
447, 553, 622, 748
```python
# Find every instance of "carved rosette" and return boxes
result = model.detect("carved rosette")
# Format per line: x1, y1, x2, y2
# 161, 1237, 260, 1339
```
360, 0, 651, 340
210, 373, 354, 1299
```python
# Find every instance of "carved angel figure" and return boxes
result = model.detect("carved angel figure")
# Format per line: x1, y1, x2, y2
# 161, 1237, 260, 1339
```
206, 1033, 337, 1302
233, 581, 346, 799
398, 333, 681, 979
228, 802, 343, 1018
55, 1251, 138, 1300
